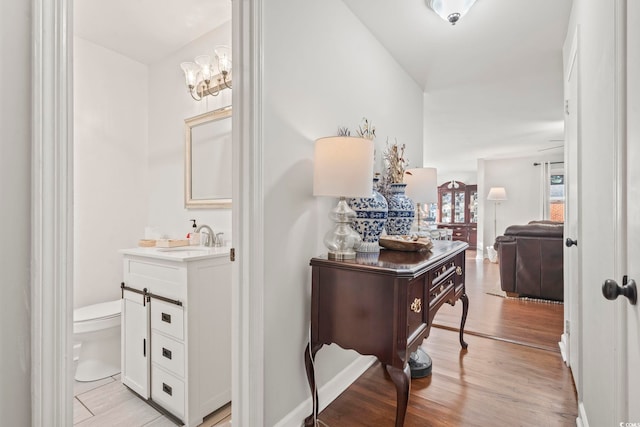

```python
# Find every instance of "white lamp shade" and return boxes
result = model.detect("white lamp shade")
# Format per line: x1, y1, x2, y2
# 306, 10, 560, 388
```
487, 187, 508, 201
313, 137, 374, 198
404, 167, 438, 203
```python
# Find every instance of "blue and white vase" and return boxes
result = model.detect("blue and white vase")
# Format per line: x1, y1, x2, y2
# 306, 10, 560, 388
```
348, 178, 388, 252
385, 183, 414, 235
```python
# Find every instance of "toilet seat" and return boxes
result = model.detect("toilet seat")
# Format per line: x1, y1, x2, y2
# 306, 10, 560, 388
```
74, 300, 121, 334
74, 299, 121, 322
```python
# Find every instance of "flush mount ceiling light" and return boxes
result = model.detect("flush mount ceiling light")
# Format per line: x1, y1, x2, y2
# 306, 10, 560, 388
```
425, 0, 478, 25
180, 46, 232, 101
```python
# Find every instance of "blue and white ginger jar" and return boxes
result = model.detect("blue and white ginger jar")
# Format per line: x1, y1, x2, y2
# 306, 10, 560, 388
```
348, 179, 388, 252
385, 183, 414, 235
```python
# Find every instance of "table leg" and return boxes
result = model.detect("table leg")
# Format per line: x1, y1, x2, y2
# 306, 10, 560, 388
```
385, 363, 411, 427
304, 343, 322, 427
459, 293, 469, 349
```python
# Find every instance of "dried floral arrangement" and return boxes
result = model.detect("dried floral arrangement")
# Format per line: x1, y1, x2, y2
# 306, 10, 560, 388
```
356, 118, 376, 140
383, 140, 409, 183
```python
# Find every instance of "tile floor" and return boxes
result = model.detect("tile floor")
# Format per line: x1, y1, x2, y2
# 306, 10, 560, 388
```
74, 374, 231, 427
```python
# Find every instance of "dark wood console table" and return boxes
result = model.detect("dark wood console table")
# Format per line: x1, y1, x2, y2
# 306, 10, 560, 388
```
304, 240, 469, 427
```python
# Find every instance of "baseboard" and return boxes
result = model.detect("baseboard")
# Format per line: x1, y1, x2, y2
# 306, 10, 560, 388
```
273, 355, 376, 427
576, 401, 588, 427
559, 333, 568, 365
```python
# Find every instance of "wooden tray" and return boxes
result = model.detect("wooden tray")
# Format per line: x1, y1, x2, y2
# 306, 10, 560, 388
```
155, 239, 190, 248
138, 239, 156, 247
379, 235, 433, 252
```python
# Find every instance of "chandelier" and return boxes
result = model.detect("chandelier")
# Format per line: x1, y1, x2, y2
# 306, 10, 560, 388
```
180, 46, 232, 101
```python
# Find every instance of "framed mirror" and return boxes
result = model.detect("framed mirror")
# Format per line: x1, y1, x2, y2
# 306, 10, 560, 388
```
185, 106, 232, 209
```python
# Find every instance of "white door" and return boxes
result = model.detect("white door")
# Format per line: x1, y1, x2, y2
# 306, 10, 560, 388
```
577, 1, 640, 425
122, 290, 150, 398
624, 0, 640, 422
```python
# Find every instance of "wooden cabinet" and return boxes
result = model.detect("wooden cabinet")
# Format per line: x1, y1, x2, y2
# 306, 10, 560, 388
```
304, 241, 469, 427
120, 248, 231, 427
437, 181, 478, 249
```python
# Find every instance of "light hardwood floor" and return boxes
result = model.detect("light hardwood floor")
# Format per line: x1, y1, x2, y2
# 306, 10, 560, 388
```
73, 374, 231, 426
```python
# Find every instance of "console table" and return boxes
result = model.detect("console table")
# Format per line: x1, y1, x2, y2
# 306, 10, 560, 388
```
304, 240, 469, 427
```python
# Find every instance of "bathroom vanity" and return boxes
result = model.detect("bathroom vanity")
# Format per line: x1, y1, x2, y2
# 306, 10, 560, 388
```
120, 246, 231, 426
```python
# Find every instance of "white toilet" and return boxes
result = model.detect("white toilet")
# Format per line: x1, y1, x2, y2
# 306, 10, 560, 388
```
73, 299, 122, 382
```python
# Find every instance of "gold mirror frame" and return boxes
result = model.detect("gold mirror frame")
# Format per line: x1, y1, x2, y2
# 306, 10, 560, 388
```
184, 106, 232, 209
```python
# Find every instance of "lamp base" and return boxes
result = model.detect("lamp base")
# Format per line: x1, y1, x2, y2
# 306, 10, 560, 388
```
323, 197, 362, 260
328, 250, 357, 260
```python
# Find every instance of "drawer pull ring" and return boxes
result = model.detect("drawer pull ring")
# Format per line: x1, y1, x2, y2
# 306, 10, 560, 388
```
162, 383, 173, 396
161, 312, 172, 323
162, 347, 172, 360
456, 266, 463, 276
410, 298, 422, 313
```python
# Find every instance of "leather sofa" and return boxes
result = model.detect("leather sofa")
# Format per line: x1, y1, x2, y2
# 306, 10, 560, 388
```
494, 221, 564, 301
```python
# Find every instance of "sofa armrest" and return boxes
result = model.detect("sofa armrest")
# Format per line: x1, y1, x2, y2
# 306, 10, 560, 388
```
495, 235, 517, 293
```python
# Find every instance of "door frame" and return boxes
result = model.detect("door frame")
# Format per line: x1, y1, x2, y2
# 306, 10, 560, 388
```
31, 0, 265, 425
561, 25, 581, 379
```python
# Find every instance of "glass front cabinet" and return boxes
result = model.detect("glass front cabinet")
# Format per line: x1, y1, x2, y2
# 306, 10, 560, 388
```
437, 181, 478, 249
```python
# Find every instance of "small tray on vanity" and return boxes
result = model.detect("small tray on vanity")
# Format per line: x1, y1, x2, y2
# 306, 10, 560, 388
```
155, 239, 190, 248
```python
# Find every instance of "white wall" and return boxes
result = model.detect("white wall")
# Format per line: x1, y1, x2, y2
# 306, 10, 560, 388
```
147, 22, 232, 241
0, 0, 31, 424
73, 37, 149, 308
477, 152, 563, 255
262, 0, 424, 424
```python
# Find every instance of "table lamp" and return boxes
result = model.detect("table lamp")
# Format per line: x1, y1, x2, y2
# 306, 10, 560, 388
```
404, 167, 438, 232
313, 136, 374, 260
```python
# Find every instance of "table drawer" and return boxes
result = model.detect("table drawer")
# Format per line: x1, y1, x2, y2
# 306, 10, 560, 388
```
151, 365, 185, 420
151, 299, 184, 341
151, 332, 185, 378
430, 278, 455, 306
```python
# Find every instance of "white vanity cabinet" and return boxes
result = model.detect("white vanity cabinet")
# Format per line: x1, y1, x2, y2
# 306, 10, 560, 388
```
120, 247, 231, 427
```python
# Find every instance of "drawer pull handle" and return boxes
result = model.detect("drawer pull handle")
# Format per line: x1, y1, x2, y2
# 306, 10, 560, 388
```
162, 347, 172, 360
456, 266, 463, 276
441, 266, 446, 273
162, 383, 173, 396
161, 313, 171, 324
410, 298, 422, 313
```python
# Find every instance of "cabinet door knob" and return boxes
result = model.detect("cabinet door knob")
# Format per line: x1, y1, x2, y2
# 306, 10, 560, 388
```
456, 266, 463, 276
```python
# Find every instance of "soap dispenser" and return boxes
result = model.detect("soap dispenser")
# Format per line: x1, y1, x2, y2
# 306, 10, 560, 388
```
188, 219, 200, 245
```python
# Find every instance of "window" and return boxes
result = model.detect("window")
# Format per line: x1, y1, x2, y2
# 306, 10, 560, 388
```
549, 173, 565, 222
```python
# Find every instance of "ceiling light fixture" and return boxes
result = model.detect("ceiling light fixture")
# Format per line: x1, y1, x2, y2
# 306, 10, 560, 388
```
425, 0, 478, 25
180, 46, 232, 101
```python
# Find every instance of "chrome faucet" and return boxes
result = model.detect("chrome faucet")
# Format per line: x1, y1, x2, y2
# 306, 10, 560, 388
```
196, 224, 216, 247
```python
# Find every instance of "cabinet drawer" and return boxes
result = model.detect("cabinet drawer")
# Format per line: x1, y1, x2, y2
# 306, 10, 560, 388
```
430, 278, 455, 311
151, 332, 185, 378
151, 365, 185, 420
151, 299, 184, 341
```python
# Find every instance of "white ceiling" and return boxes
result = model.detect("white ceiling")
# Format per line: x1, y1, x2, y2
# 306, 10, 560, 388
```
74, 0, 231, 65
75, 0, 573, 177
344, 0, 574, 175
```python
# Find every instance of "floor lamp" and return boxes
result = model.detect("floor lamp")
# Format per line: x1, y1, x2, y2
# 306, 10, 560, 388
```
487, 187, 508, 250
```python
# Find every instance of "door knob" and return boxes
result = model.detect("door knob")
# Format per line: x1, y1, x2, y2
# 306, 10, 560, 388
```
602, 276, 637, 305
565, 238, 578, 247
